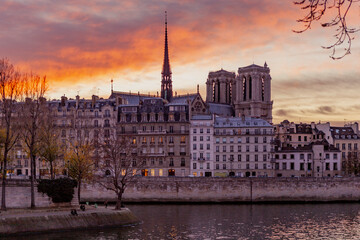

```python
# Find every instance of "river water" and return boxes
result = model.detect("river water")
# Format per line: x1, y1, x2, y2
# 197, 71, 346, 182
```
9, 203, 360, 239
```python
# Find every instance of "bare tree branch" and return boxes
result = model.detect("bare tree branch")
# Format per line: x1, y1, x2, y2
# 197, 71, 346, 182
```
294, 0, 360, 59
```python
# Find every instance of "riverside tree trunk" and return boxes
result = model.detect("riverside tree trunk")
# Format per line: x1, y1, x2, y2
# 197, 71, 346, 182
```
115, 190, 123, 210
30, 154, 35, 209
78, 179, 81, 204
1, 151, 8, 211
50, 161, 54, 180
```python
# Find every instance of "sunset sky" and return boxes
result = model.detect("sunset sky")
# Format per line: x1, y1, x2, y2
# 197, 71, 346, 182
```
1, 0, 359, 125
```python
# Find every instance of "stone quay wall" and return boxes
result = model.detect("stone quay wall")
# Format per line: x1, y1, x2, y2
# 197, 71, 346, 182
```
0, 208, 140, 236
81, 177, 360, 203
0, 179, 78, 208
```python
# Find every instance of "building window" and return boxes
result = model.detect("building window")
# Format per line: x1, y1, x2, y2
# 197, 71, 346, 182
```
207, 144, 210, 150
216, 164, 219, 170
290, 162, 294, 170
246, 137, 250, 143
263, 145, 267, 152
61, 130, 66, 137
326, 163, 330, 170
104, 129, 110, 138
216, 155, 219, 162
238, 146, 241, 152
216, 146, 219, 152
300, 154, 304, 159
200, 128, 203, 133
193, 144, 197, 150
104, 119, 110, 127
181, 158, 185, 167
193, 163, 197, 170
263, 155, 267, 161
348, 143, 352, 150
169, 137, 174, 143
200, 144, 203, 150
94, 120, 98, 127
193, 128, 197, 134
223, 155, 226, 162
334, 163, 338, 170
169, 126, 174, 133
238, 155, 242, 161
342, 143, 346, 150
246, 146, 250, 152
300, 163, 304, 170
223, 164, 226, 169
290, 154, 295, 159
255, 137, 258, 143
230, 146, 234, 152
282, 162, 287, 170
180, 136, 186, 143
334, 153, 338, 159
325, 153, 330, 159
222, 146, 226, 152
246, 155, 250, 162
238, 138, 242, 143
216, 138, 220, 143
169, 158, 174, 167
222, 138, 227, 143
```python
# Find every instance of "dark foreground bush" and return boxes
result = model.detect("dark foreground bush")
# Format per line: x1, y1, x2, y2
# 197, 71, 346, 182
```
38, 178, 77, 203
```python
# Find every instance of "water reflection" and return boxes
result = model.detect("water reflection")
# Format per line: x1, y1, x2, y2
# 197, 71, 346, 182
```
5, 203, 360, 240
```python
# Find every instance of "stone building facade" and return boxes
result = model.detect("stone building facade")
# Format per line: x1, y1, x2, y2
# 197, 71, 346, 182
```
190, 115, 214, 177
273, 141, 341, 177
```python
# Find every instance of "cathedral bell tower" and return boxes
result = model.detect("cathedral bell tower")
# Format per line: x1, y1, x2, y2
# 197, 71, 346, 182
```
161, 11, 173, 102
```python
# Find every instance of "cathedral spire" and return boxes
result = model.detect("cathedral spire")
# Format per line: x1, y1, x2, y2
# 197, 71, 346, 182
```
161, 11, 173, 102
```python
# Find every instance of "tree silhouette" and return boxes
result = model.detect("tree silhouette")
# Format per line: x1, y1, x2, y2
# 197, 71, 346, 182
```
294, 0, 359, 59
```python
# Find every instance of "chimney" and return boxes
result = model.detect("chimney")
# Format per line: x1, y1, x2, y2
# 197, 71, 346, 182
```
92, 95, 98, 108
61, 95, 67, 107
76, 95, 80, 109
241, 114, 245, 122
116, 96, 122, 105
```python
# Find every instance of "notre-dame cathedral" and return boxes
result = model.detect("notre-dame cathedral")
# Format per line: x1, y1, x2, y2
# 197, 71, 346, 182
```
205, 64, 273, 123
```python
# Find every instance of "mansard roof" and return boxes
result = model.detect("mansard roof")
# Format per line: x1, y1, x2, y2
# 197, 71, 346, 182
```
214, 116, 272, 128
208, 102, 233, 116
169, 93, 197, 104
330, 127, 358, 139
191, 114, 213, 120
110, 91, 158, 105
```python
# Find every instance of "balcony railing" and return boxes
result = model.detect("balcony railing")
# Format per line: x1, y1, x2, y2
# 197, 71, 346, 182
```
214, 131, 273, 136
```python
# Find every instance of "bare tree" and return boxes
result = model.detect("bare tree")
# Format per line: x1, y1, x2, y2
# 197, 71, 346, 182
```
294, 0, 359, 59
19, 73, 47, 209
38, 107, 61, 179
0, 58, 23, 211
342, 150, 360, 176
98, 134, 142, 210
65, 139, 94, 203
